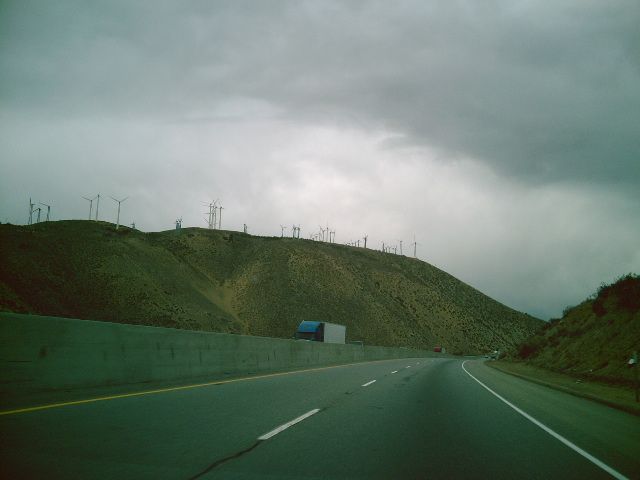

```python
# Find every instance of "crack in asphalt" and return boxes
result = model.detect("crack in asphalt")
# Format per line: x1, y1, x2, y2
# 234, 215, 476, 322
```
185, 441, 261, 480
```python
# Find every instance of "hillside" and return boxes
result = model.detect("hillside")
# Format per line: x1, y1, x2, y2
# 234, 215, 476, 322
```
515, 274, 640, 385
0, 221, 541, 352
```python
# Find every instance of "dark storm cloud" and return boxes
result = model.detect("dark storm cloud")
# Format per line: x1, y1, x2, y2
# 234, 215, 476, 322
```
1, 1, 639, 320
3, 0, 638, 186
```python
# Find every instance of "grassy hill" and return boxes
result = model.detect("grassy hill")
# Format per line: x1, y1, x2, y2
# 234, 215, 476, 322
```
0, 220, 541, 352
514, 274, 640, 385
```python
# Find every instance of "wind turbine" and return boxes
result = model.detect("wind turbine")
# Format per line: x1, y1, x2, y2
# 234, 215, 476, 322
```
95, 194, 100, 221
110, 196, 128, 230
218, 205, 223, 230
28, 198, 35, 225
39, 202, 51, 222
412, 234, 419, 258
280, 225, 287, 237
363, 235, 368, 249
398, 240, 403, 256
82, 195, 96, 220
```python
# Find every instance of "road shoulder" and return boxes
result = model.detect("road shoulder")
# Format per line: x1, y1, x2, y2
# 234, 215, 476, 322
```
486, 360, 640, 416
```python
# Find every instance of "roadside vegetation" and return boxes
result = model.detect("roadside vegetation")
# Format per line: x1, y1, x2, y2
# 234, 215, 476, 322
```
508, 274, 640, 388
0, 220, 541, 352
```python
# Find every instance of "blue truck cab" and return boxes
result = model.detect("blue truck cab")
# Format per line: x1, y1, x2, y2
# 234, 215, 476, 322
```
294, 321, 346, 344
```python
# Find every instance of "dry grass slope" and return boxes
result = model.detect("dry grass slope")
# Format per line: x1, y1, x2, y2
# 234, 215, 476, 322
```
514, 274, 640, 386
0, 221, 541, 352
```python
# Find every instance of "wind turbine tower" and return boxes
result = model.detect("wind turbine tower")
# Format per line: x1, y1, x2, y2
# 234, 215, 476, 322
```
110, 196, 128, 230
82, 195, 96, 220
28, 198, 35, 225
40, 203, 51, 222
95, 194, 100, 221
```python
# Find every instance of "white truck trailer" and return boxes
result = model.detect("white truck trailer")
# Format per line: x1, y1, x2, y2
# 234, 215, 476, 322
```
295, 321, 346, 344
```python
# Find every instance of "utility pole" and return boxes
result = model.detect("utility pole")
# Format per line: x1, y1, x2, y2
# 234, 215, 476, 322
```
413, 235, 418, 258
218, 206, 223, 230
131, 222, 136, 229
82, 196, 96, 220
280, 225, 287, 237
243, 223, 248, 234
34, 207, 41, 223
399, 240, 403, 255
110, 196, 128, 230
175, 218, 182, 231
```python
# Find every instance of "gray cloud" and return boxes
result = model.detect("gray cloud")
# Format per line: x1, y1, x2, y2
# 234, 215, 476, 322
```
1, 0, 639, 319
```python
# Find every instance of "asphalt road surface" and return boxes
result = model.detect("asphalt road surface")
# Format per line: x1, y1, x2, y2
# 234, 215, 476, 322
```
1, 358, 638, 479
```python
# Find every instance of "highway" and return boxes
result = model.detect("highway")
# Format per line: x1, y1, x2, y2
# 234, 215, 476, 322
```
1, 358, 638, 479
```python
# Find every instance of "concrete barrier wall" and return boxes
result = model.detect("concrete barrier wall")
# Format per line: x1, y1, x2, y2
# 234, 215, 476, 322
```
0, 312, 432, 394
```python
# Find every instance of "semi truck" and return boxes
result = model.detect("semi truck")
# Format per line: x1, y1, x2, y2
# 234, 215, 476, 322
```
295, 321, 346, 344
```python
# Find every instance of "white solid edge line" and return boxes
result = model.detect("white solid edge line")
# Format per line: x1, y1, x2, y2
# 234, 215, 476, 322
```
461, 361, 629, 480
258, 408, 320, 441
391, 370, 398, 374
362, 380, 377, 387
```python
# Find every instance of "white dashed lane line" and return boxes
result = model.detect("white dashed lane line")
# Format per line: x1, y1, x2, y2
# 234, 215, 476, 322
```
361, 380, 377, 387
258, 409, 321, 441
391, 370, 398, 374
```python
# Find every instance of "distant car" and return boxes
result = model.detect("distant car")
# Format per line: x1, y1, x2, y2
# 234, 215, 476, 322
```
433, 346, 442, 353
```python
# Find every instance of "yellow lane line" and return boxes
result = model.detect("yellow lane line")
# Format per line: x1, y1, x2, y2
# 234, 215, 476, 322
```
0, 358, 410, 416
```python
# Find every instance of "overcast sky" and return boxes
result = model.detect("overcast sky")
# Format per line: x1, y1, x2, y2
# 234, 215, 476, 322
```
1, 0, 639, 320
